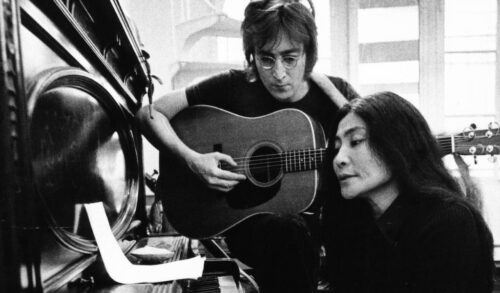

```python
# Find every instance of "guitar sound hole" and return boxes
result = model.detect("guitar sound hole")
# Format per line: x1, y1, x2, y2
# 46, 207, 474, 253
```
226, 143, 283, 209
248, 146, 281, 185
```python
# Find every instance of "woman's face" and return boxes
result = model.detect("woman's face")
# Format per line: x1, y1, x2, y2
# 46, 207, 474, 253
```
333, 113, 396, 202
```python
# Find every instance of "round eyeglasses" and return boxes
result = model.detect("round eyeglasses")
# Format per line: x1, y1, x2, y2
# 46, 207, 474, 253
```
256, 54, 302, 70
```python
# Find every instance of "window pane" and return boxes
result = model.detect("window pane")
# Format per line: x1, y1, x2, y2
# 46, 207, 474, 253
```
223, 1, 246, 20
316, 0, 331, 60
217, 37, 243, 63
444, 115, 497, 133
444, 53, 496, 116
445, 36, 496, 52
358, 6, 419, 43
445, 0, 497, 37
315, 57, 332, 74
359, 61, 419, 84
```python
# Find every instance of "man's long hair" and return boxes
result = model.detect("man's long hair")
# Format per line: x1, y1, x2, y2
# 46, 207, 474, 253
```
241, 0, 317, 81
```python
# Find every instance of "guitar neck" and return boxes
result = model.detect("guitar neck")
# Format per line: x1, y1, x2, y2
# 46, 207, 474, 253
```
282, 148, 327, 173
437, 135, 454, 156
223, 148, 328, 175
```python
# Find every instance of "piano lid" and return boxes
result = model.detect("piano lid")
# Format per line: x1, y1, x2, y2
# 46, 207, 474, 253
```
27, 67, 140, 253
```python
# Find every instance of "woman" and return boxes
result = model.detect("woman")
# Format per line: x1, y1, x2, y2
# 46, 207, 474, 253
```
322, 92, 494, 292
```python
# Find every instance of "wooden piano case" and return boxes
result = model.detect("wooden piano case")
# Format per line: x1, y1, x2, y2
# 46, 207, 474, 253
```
0, 0, 150, 291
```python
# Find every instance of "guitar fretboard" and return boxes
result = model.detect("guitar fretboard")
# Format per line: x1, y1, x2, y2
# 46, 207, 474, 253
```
437, 135, 453, 156
282, 148, 327, 173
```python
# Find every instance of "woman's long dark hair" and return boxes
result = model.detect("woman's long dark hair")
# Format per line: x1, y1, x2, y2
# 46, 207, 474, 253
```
328, 91, 462, 198
322, 92, 494, 288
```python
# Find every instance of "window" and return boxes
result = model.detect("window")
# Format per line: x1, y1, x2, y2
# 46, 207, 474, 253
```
444, 0, 497, 131
357, 2, 420, 106
336, 0, 500, 260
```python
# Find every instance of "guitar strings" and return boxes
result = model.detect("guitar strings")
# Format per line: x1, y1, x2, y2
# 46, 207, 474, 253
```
225, 159, 324, 170
437, 135, 498, 143
229, 135, 494, 162
225, 134, 495, 161
226, 141, 491, 165
221, 145, 496, 171
216, 134, 498, 171
221, 150, 327, 171
227, 136, 492, 163
228, 150, 327, 164
223, 146, 492, 172
227, 158, 322, 168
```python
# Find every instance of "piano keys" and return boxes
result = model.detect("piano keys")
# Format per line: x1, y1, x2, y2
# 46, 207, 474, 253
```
86, 275, 241, 293
85, 236, 244, 293
186, 275, 241, 293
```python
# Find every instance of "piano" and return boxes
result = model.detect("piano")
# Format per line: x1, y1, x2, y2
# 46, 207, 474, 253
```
82, 235, 244, 293
0, 0, 245, 292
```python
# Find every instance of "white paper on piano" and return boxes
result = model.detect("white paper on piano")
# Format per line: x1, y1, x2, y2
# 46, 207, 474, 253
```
84, 202, 205, 284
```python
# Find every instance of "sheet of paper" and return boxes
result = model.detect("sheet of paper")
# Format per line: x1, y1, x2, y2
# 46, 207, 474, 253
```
84, 202, 205, 284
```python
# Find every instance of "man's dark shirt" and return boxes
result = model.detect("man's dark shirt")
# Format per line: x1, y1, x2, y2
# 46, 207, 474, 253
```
186, 69, 360, 138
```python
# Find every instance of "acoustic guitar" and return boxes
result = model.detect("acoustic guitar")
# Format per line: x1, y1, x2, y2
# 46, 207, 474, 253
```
158, 105, 500, 239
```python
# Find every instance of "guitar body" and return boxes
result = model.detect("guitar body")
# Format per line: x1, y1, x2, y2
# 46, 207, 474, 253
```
158, 105, 326, 239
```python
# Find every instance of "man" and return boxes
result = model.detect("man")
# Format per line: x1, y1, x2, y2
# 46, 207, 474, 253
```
136, 1, 359, 292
